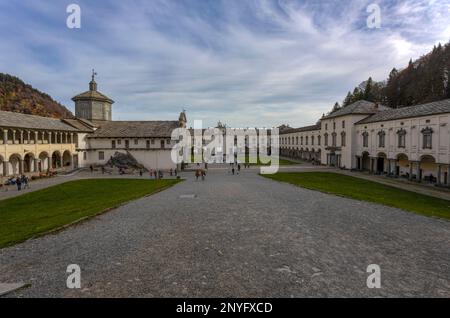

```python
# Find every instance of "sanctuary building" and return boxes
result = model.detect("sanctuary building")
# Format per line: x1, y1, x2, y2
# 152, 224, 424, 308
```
0, 74, 186, 177
280, 99, 450, 186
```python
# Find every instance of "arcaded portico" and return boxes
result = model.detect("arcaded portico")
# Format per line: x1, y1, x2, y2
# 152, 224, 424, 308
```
280, 99, 450, 187
0, 111, 81, 176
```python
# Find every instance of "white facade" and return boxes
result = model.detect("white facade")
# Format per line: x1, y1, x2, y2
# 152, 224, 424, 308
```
280, 99, 450, 186
81, 137, 177, 170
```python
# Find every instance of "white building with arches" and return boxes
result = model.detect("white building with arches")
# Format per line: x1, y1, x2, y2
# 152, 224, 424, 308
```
280, 99, 450, 187
0, 75, 186, 177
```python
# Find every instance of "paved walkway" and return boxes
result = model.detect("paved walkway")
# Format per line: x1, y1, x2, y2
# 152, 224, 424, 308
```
1, 169, 449, 297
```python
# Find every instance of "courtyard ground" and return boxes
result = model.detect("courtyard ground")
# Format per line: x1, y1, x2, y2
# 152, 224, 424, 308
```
263, 172, 450, 220
0, 168, 449, 297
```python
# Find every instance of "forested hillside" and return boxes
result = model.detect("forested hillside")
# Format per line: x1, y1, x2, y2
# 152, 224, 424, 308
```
0, 73, 73, 118
332, 41, 450, 113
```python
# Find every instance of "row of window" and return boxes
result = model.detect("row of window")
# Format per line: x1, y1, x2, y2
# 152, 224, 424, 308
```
282, 132, 348, 148
110, 138, 171, 149
362, 127, 433, 149
281, 135, 321, 146
324, 121, 345, 131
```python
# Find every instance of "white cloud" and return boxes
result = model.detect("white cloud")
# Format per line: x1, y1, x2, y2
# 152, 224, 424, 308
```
0, 0, 448, 128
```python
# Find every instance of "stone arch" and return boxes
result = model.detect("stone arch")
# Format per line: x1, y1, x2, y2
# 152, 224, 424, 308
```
419, 155, 438, 183
23, 152, 35, 173
39, 152, 50, 172
376, 152, 387, 173
396, 153, 409, 176
52, 151, 62, 169
361, 151, 370, 171
9, 153, 22, 175
62, 150, 72, 168
420, 154, 436, 163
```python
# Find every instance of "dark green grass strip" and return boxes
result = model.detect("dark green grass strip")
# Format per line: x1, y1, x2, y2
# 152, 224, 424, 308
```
263, 172, 450, 220
0, 178, 180, 248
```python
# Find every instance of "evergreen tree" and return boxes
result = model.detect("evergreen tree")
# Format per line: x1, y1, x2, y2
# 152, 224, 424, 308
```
332, 102, 341, 112
363, 77, 375, 101
343, 91, 353, 106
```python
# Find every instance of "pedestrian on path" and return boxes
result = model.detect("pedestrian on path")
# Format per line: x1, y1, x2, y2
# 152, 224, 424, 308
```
201, 170, 206, 181
195, 169, 200, 181
16, 176, 22, 191
22, 175, 30, 190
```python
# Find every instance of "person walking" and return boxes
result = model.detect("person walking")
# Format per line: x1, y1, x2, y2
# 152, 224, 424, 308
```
154, 170, 157, 179
195, 169, 200, 181
238, 164, 241, 174
139, 169, 143, 177
90, 165, 94, 173
232, 167, 235, 175
22, 175, 30, 190
201, 170, 206, 181
16, 176, 22, 191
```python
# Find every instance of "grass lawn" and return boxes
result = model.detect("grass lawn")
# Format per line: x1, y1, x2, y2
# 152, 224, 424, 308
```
0, 178, 180, 248
263, 172, 450, 220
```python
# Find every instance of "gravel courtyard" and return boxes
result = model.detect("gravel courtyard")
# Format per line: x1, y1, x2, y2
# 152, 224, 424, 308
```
1, 169, 450, 297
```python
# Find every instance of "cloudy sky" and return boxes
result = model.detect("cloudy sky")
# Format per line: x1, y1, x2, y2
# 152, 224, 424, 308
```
0, 0, 449, 128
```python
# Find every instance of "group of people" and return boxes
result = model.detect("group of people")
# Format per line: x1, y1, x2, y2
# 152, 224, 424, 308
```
147, 168, 178, 180
1, 175, 30, 192
229, 162, 248, 175
195, 169, 206, 181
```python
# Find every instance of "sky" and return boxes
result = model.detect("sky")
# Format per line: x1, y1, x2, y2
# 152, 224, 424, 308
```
0, 0, 449, 128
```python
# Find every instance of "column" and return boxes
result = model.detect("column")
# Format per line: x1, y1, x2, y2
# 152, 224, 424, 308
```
19, 130, 24, 144
34, 131, 38, 144
438, 164, 442, 186
34, 158, 39, 173
3, 161, 8, 176
395, 160, 399, 177
3, 129, 7, 144
448, 165, 450, 188
48, 156, 52, 171
418, 162, 422, 182
12, 130, 16, 144
19, 160, 24, 174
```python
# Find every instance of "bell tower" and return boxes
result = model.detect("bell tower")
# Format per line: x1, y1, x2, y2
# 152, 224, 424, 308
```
72, 70, 114, 121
